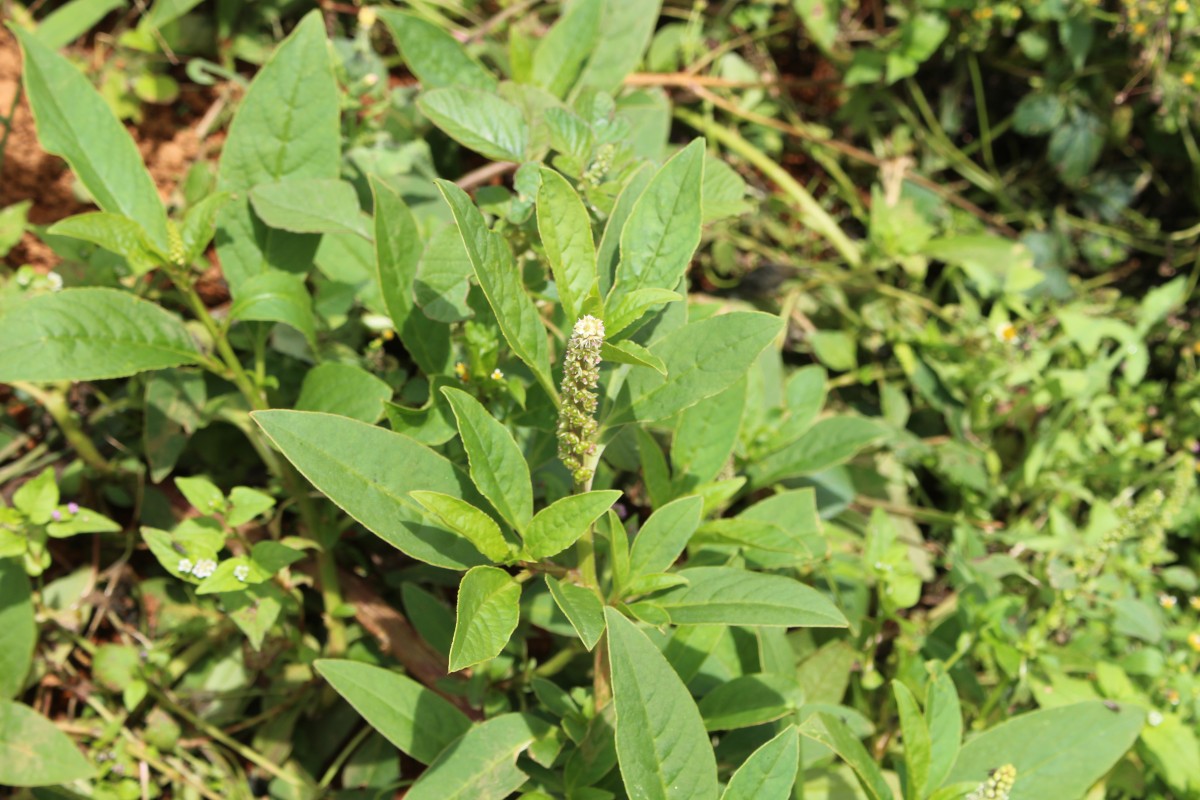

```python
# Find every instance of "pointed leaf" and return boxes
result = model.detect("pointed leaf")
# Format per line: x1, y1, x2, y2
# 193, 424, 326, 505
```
926, 669, 962, 793
411, 491, 517, 563
0, 700, 95, 786
524, 490, 621, 560
749, 416, 887, 487
798, 712, 893, 800
0, 559, 35, 699
295, 362, 392, 424
628, 495, 703, 577
654, 567, 847, 627
47, 212, 165, 275
721, 726, 800, 800
377, 9, 496, 92
419, 88, 528, 162
530, 0, 602, 97
405, 713, 540, 800
537, 168, 598, 322
449, 566, 522, 671
699, 674, 802, 731
546, 576, 606, 650
228, 270, 318, 350
249, 178, 371, 239
575, 0, 663, 93
893, 680, 931, 797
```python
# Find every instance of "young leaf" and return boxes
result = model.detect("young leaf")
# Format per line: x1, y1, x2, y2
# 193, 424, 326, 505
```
404, 713, 540, 800
574, 0, 663, 93
249, 178, 371, 239
216, 11, 339, 293
13, 27, 169, 252
598, 164, 653, 295
295, 362, 392, 424
442, 387, 534, 533
654, 567, 847, 627
314, 659, 471, 765
605, 607, 719, 800
0, 289, 200, 382
377, 9, 497, 92
524, 490, 622, 560
720, 725, 800, 800
601, 339, 667, 375
252, 410, 485, 569
419, 88, 529, 162
748, 417, 887, 487
436, 181, 554, 395
0, 700, 95, 786
228, 270, 318, 350
47, 212, 166, 275
628, 494, 703, 577
604, 288, 683, 338
175, 476, 226, 515
411, 491, 517, 563
449, 566, 522, 672
609, 139, 705, 311
537, 168, 599, 322
925, 669, 962, 795
531, 0, 602, 98
545, 576, 606, 650
180, 191, 233, 265
892, 680, 932, 798
798, 712, 894, 800
0, 559, 35, 699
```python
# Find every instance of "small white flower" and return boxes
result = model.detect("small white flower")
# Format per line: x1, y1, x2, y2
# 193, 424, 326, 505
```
572, 315, 605, 344
177, 558, 194, 574
191, 559, 217, 579
233, 564, 250, 582
45, 272, 63, 292
1148, 710, 1164, 727
491, 368, 504, 381
1159, 593, 1178, 610
994, 322, 1018, 344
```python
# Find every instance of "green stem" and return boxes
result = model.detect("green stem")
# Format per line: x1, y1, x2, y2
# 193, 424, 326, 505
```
675, 107, 863, 268
12, 381, 115, 475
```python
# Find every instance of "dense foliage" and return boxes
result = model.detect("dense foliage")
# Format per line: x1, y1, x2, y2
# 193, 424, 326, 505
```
0, 1, 1198, 799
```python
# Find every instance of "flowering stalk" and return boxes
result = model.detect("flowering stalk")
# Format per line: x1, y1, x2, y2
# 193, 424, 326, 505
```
967, 765, 1016, 800
557, 315, 605, 489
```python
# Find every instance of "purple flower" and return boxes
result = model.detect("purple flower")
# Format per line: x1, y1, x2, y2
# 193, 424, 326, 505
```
67, 502, 80, 515
51, 509, 62, 521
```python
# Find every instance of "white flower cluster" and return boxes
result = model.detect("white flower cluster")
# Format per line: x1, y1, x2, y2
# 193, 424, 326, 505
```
177, 558, 217, 579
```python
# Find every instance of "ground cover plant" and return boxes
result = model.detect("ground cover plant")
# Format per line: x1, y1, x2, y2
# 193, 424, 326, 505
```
0, 1, 1198, 798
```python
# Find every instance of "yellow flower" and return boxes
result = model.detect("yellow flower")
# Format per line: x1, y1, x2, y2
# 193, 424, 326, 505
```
1132, 22, 1148, 36
1188, 632, 1200, 652
1160, 594, 1178, 609
454, 362, 469, 381
995, 322, 1019, 344
1175, 0, 1189, 13
1184, 72, 1196, 87
1190, 596, 1200, 611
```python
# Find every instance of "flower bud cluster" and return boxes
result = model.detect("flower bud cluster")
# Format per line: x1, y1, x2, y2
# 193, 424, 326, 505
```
967, 765, 1016, 800
558, 315, 604, 486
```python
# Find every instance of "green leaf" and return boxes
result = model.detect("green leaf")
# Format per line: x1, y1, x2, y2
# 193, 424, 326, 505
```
175, 475, 226, 515
620, 312, 783, 423
14, 467, 58, 523
216, 11, 339, 293
809, 330, 857, 372
436, 181, 553, 393
180, 191, 232, 265
449, 566, 522, 672
945, 701, 1144, 800
441, 387, 533, 533
654, 567, 847, 627
893, 681, 931, 798
252, 410, 485, 569
249, 178, 370, 239
545, 576, 606, 650
35, 0, 126, 49
925, 668, 962, 794
575, 0, 663, 93
404, 713, 540, 800
419, 88, 529, 162
143, 369, 206, 482
314, 659, 471, 765
249, 541, 304, 574
228, 270, 318, 350
606, 607, 719, 800
0, 700, 95, 787
698, 674, 802, 731
47, 212, 165, 275
672, 379, 745, 488
602, 339, 667, 375
598, 164, 654, 295
14, 26, 168, 252
749, 417, 887, 487
798, 712, 893, 800
0, 288, 200, 382
609, 139, 705, 312
223, 582, 285, 651
377, 9, 496, 92
411, 491, 517, 563
531, 0, 602, 98
45, 506, 120, 538
604, 287, 683, 338
720, 725, 800, 800
1047, 109, 1104, 186
524, 490, 621, 560
0, 559, 35, 699
701, 156, 749, 223
537, 168, 599, 322
628, 495, 703, 577
793, 0, 840, 53
415, 226, 473, 323
295, 362, 392, 424
372, 177, 451, 376
1012, 92, 1064, 136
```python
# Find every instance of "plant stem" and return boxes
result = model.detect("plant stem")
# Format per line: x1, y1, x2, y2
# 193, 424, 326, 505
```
12, 381, 115, 475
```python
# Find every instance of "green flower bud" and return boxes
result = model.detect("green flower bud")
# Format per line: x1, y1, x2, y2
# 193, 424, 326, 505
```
558, 315, 604, 486
967, 764, 1016, 800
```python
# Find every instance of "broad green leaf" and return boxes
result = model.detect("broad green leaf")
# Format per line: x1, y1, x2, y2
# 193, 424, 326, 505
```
537, 168, 599, 321
35, 0, 126, 48
249, 178, 371, 239
228, 270, 318, 350
531, 0, 602, 98
609, 139, 705, 313
701, 155, 749, 223
47, 212, 164, 274
377, 9, 496, 92
0, 559, 35, 699
405, 713, 540, 800
449, 566, 522, 671
419, 89, 529, 162
0, 700, 95, 786
620, 312, 783, 423
1140, 712, 1200, 796
226, 487, 276, 527
175, 476, 226, 515
654, 567, 847, 627
314, 659, 471, 765
524, 490, 621, 560
14, 27, 168, 252
372, 177, 452, 376
1012, 92, 1064, 136
721, 726, 800, 800
442, 387, 533, 532
598, 164, 653, 296
628, 495, 703, 577
411, 491, 517, 563
575, 0, 663, 93
601, 339, 667, 375
606, 607, 719, 800
545, 576, 605, 650
893, 681, 931, 798
415, 226, 474, 323
604, 288, 683, 338
925, 668, 962, 793
945, 701, 1144, 800
698, 674, 802, 731
436, 181, 553, 393
216, 11, 339, 293
224, 583, 285, 651
749, 417, 887, 487
798, 712, 893, 800
403, 583, 455, 657
252, 410, 484, 569
14, 467, 59, 523
636, 428, 672, 509
295, 362, 392, 424
0, 288, 200, 382
672, 379, 745, 489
